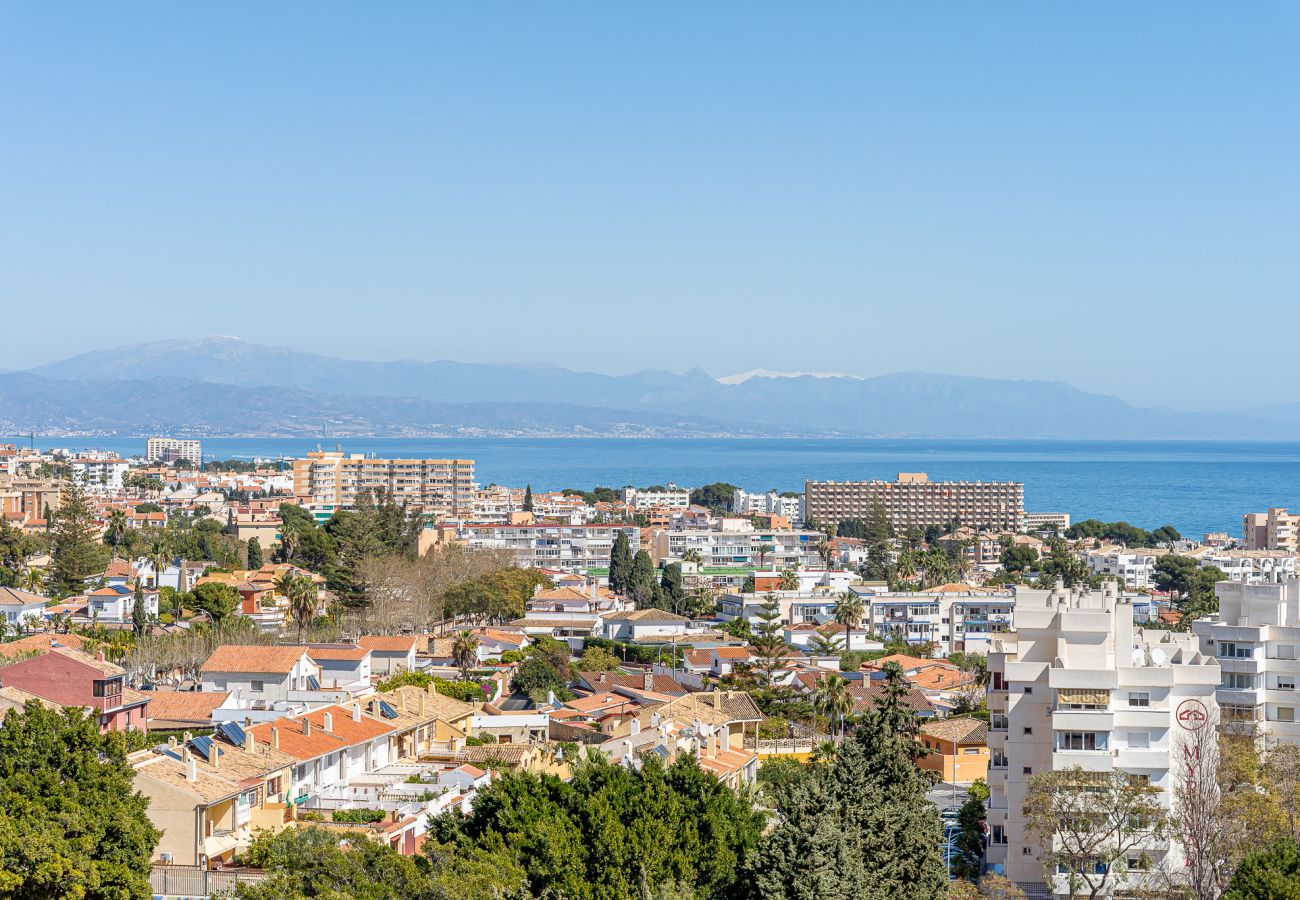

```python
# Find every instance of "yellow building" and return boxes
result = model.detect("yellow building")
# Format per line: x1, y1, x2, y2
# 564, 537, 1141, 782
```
917, 716, 988, 785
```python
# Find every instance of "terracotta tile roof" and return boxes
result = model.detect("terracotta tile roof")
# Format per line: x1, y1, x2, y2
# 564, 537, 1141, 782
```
920, 716, 988, 745
683, 649, 713, 668
472, 628, 527, 646
103, 559, 135, 578
575, 671, 689, 695
604, 609, 689, 624
847, 679, 935, 716
0, 685, 57, 723
0, 633, 85, 654
0, 587, 46, 607
713, 647, 753, 660
146, 690, 231, 724
462, 744, 534, 766
305, 645, 370, 661
200, 645, 309, 675
246, 715, 348, 761
455, 764, 486, 778
358, 635, 420, 653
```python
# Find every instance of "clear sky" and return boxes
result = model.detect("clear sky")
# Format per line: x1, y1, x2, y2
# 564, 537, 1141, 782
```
2, 3, 1297, 411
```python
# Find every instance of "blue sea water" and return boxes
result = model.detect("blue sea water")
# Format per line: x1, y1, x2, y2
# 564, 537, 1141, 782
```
10, 437, 1300, 539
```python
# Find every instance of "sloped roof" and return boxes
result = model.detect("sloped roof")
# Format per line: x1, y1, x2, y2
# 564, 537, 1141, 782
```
146, 690, 231, 724
604, 609, 689, 624
920, 716, 988, 746
200, 645, 309, 675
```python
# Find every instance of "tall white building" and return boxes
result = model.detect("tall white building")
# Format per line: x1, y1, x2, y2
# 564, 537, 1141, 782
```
732, 489, 806, 524
651, 528, 822, 570
1191, 577, 1300, 744
146, 437, 203, 464
986, 581, 1220, 896
620, 485, 691, 511
1086, 551, 1156, 590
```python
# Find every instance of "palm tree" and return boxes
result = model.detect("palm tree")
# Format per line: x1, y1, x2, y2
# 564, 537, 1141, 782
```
778, 568, 800, 591
279, 573, 317, 643
833, 591, 865, 628
815, 673, 854, 742
681, 549, 702, 565
20, 565, 44, 594
894, 548, 918, 584
105, 509, 128, 553
451, 630, 480, 681
148, 534, 171, 591
756, 543, 775, 569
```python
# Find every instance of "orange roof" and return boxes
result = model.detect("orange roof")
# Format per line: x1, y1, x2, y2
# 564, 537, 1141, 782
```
713, 647, 753, 660
146, 690, 231, 723
306, 645, 370, 661
104, 559, 135, 578
246, 716, 347, 760
0, 633, 86, 655
200, 645, 310, 675
358, 635, 419, 653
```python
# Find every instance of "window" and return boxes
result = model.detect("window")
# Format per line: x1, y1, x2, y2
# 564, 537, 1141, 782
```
1128, 692, 1150, 707
1273, 644, 1297, 660
1127, 731, 1150, 749
1055, 731, 1109, 751
1278, 676, 1296, 691
1278, 707, 1296, 723
91, 678, 122, 699
1023, 847, 1033, 855
1023, 766, 1032, 775
991, 825, 1006, 845
1023, 687, 1033, 694
1223, 673, 1260, 690
250, 680, 265, 693
1219, 642, 1252, 659
1023, 727, 1033, 735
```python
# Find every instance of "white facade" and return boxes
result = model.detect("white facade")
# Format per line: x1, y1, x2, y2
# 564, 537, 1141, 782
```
732, 489, 806, 524
1086, 551, 1156, 590
454, 523, 640, 575
652, 528, 822, 570
1194, 551, 1299, 585
1191, 578, 1300, 745
70, 458, 129, 492
620, 485, 691, 511
146, 437, 203, 464
1023, 511, 1070, 533
202, 656, 322, 704
869, 589, 1015, 656
985, 581, 1220, 896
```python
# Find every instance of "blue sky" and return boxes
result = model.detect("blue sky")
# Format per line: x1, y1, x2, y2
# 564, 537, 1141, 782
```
2, 3, 1296, 410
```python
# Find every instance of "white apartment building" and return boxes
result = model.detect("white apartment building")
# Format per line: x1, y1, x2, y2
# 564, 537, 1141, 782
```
985, 582, 1220, 896
869, 587, 1015, 656
1086, 551, 1157, 590
146, 437, 203, 464
1023, 512, 1070, 533
651, 528, 822, 570
620, 485, 691, 511
732, 489, 806, 524
1191, 577, 1300, 745
454, 523, 640, 576
70, 457, 129, 492
292, 451, 475, 518
1191, 550, 1299, 585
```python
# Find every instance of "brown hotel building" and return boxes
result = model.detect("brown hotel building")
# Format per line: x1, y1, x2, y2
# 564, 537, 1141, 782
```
804, 472, 1023, 532
292, 451, 475, 519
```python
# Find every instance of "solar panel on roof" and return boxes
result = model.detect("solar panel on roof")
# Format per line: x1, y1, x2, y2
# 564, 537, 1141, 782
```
378, 700, 398, 720
306, 675, 320, 690
189, 735, 220, 760
217, 721, 246, 747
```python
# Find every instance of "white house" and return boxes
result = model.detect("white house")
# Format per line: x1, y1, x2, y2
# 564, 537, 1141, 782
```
305, 645, 373, 691
84, 585, 160, 624
0, 587, 47, 628
200, 646, 322, 703
357, 636, 420, 675
602, 609, 691, 642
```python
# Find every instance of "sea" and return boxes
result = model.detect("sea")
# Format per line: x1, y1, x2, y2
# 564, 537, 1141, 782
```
8, 437, 1300, 539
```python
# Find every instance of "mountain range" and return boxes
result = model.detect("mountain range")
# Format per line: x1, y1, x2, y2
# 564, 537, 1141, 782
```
0, 336, 1293, 439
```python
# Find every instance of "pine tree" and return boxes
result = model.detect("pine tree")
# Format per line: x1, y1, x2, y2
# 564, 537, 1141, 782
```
132, 583, 148, 637
660, 563, 685, 613
246, 536, 265, 570
48, 481, 108, 597
750, 593, 787, 688
609, 530, 633, 594
629, 550, 658, 608
522, 484, 534, 512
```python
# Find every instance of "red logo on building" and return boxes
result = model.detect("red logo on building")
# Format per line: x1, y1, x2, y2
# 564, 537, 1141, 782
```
1176, 699, 1208, 731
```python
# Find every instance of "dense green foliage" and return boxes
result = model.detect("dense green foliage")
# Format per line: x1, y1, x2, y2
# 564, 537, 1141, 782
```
190, 580, 240, 622
608, 530, 633, 595
442, 567, 551, 624
690, 482, 739, 512
441, 753, 764, 900
48, 481, 109, 596
1154, 555, 1227, 621
1065, 519, 1180, 547
745, 667, 947, 900
512, 636, 575, 702
1224, 838, 1300, 899
0, 521, 43, 589
0, 701, 161, 899
245, 535, 265, 569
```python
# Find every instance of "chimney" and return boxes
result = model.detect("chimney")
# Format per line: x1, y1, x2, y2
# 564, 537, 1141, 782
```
185, 757, 197, 781
590, 580, 598, 602
598, 672, 606, 684
244, 731, 255, 753
419, 693, 427, 716
302, 717, 311, 736
643, 673, 653, 691
270, 727, 280, 750
183, 731, 193, 743
631, 718, 641, 736
167, 736, 178, 748
209, 742, 220, 768
181, 747, 192, 763
352, 703, 362, 722
96, 650, 105, 663
712, 690, 721, 710
323, 712, 333, 732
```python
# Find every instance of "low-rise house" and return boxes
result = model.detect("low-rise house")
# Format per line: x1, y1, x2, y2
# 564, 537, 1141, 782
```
0, 587, 47, 628
782, 622, 884, 653
0, 647, 149, 732
358, 635, 421, 675
468, 628, 530, 661
200, 645, 322, 703
132, 729, 298, 867
82, 584, 160, 624
306, 644, 373, 690
146, 690, 233, 730
917, 716, 989, 784
602, 608, 690, 642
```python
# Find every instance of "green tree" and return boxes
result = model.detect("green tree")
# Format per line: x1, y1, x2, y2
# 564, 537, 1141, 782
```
747, 684, 946, 899
246, 535, 265, 570
1225, 839, 1300, 900
951, 782, 987, 881
103, 508, 129, 551
522, 484, 534, 512
609, 530, 633, 595
326, 490, 385, 601
0, 521, 41, 589
277, 572, 318, 642
1000, 544, 1038, 573
756, 543, 776, 569
190, 581, 239, 622
234, 826, 433, 900
131, 583, 148, 637
629, 550, 658, 608
689, 482, 739, 512
577, 645, 622, 672
814, 672, 853, 740
0, 701, 160, 898
660, 562, 686, 613
47, 481, 109, 596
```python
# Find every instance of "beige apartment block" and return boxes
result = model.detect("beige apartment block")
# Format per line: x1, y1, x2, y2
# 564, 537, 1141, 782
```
1242, 507, 1300, 552
146, 437, 203, 464
804, 472, 1023, 532
292, 451, 475, 518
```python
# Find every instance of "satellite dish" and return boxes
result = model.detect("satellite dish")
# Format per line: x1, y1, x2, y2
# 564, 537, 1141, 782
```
1151, 647, 1167, 667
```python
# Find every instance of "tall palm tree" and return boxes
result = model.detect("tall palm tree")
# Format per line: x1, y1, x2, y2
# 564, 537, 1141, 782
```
833, 591, 865, 628
451, 630, 480, 681
756, 543, 775, 569
148, 534, 171, 591
681, 549, 702, 565
815, 673, 854, 742
105, 509, 128, 553
778, 568, 800, 591
281, 573, 317, 643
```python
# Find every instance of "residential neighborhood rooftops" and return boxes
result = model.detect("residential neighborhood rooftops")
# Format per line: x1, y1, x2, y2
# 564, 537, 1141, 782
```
357, 635, 421, 653
919, 716, 988, 745
145, 690, 232, 726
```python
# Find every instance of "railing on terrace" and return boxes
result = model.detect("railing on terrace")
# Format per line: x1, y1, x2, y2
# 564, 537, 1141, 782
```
150, 865, 266, 898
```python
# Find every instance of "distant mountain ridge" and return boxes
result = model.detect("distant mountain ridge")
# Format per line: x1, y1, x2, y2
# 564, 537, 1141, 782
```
12, 336, 1290, 439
